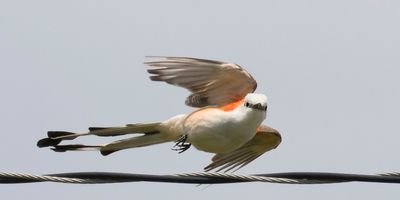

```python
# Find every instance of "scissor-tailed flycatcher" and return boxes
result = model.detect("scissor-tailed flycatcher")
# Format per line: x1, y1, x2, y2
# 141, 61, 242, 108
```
37, 57, 281, 172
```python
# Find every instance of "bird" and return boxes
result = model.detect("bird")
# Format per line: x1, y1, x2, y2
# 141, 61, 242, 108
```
37, 56, 281, 172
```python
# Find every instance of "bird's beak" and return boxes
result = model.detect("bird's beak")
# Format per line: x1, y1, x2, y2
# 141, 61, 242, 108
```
251, 103, 266, 111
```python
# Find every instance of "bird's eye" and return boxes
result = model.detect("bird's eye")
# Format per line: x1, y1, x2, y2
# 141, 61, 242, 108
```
264, 105, 268, 111
245, 102, 250, 107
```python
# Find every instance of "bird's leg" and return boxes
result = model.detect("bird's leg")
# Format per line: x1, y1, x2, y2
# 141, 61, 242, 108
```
172, 134, 191, 153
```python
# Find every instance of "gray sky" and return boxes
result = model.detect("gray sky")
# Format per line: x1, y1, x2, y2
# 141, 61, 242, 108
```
1, 0, 400, 199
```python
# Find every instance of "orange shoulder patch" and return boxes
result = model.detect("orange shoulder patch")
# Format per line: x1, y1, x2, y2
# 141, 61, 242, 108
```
256, 126, 262, 133
219, 99, 244, 112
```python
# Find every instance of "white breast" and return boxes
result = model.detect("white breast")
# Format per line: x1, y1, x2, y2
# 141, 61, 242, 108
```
184, 107, 266, 153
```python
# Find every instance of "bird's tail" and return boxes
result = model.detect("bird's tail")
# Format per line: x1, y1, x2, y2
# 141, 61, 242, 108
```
37, 122, 176, 155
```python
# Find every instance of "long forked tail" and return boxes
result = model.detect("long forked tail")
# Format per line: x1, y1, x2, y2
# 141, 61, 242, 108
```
37, 122, 174, 155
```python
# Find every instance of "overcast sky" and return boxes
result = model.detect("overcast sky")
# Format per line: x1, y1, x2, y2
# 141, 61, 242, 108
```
1, 0, 400, 199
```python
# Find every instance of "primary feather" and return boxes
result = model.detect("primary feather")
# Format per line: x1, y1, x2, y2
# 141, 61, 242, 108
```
204, 125, 281, 172
145, 56, 257, 107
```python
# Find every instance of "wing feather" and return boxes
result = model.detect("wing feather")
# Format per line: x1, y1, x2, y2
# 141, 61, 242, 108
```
204, 125, 281, 172
145, 56, 257, 107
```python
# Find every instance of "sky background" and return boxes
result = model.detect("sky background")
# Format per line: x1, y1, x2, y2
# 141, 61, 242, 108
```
1, 0, 400, 199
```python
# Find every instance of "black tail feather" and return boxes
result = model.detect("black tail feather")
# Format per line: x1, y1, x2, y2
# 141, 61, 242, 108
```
37, 131, 79, 148
37, 138, 62, 148
100, 149, 119, 156
51, 144, 102, 152
88, 127, 110, 132
47, 131, 78, 140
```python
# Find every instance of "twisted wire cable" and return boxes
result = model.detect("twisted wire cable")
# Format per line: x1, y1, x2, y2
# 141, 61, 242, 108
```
2, 171, 400, 185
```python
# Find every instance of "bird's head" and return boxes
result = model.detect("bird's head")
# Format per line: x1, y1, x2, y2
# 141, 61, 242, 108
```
243, 93, 268, 112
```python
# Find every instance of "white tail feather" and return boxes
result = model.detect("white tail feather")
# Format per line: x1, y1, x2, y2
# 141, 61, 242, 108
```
100, 133, 172, 155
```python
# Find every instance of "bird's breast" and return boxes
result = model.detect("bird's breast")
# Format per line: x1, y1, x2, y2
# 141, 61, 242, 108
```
184, 108, 265, 153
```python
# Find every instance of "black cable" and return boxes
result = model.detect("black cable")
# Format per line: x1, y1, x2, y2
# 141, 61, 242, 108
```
1, 171, 400, 185
262, 172, 400, 184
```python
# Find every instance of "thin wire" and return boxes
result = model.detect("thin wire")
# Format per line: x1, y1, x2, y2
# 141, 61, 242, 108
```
2, 171, 400, 185
0, 172, 95, 184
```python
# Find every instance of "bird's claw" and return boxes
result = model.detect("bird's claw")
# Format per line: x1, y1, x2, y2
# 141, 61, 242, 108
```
172, 135, 191, 153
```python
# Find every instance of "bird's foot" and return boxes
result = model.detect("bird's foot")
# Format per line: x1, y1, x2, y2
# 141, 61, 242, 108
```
172, 135, 191, 153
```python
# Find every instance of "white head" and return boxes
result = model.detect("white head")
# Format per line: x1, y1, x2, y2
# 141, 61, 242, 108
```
243, 93, 268, 112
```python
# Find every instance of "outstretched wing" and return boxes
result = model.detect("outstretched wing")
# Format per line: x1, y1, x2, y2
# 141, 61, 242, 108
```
145, 56, 257, 107
204, 125, 281, 172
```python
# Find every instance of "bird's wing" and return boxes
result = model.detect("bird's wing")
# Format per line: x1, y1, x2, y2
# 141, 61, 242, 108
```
204, 125, 281, 172
145, 56, 257, 107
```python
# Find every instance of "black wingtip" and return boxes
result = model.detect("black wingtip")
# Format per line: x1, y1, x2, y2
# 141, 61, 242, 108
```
37, 138, 62, 148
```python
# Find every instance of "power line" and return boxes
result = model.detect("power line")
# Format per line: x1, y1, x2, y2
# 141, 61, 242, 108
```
1, 171, 400, 185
